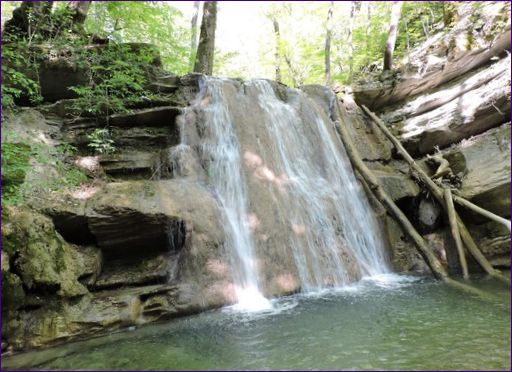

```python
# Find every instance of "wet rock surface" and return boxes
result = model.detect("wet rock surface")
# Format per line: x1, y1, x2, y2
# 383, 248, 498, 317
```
351, 1, 510, 276
2, 6, 510, 351
1, 71, 234, 352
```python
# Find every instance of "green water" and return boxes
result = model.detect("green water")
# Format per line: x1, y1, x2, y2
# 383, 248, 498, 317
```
3, 274, 510, 370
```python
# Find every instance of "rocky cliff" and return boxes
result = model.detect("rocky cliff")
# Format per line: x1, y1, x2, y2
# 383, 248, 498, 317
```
2, 1, 510, 353
350, 1, 510, 273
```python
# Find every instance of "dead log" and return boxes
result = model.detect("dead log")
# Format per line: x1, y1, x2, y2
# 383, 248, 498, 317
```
361, 104, 509, 285
444, 187, 469, 279
333, 102, 448, 280
398, 70, 510, 156
452, 194, 511, 232
354, 26, 511, 109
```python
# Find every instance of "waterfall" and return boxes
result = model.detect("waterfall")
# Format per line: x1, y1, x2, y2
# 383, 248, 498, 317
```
247, 80, 389, 290
186, 76, 389, 309
187, 77, 272, 311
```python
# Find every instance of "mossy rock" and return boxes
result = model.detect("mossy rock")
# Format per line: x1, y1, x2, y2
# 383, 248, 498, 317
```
2, 206, 88, 298
1, 251, 25, 314
1, 142, 31, 199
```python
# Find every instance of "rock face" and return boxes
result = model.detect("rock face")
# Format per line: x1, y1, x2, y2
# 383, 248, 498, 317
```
1, 70, 233, 351
352, 1, 510, 273
3, 4, 510, 352
353, 2, 511, 110
3, 71, 394, 351
441, 124, 510, 219
2, 179, 229, 349
180, 79, 390, 296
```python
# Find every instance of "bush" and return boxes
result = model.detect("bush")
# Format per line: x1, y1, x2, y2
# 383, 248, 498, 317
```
86, 128, 116, 154
1, 138, 88, 206
1, 37, 43, 112
69, 43, 158, 116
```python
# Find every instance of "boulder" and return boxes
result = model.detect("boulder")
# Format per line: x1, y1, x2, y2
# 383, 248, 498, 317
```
1, 207, 88, 299
374, 170, 420, 202
442, 123, 510, 218
417, 198, 443, 232
468, 220, 510, 268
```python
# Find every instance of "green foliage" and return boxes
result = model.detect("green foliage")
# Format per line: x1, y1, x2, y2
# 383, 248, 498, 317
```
69, 42, 157, 115
86, 128, 115, 155
1, 37, 43, 112
2, 136, 87, 206
394, 2, 444, 61
1, 142, 31, 205
85, 2, 190, 75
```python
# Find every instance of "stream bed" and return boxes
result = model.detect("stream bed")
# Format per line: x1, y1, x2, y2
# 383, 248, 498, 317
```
3, 274, 510, 370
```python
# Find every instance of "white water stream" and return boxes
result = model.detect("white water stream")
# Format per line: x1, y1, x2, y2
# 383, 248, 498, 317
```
187, 77, 389, 310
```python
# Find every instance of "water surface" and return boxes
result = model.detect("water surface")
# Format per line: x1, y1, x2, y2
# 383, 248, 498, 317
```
4, 274, 510, 370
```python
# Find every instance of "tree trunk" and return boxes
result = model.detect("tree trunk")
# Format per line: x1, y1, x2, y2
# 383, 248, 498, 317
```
444, 187, 469, 279
334, 100, 499, 297
272, 18, 282, 83
332, 102, 448, 280
324, 1, 334, 86
452, 195, 511, 231
361, 105, 510, 285
3, 1, 53, 39
67, 1, 92, 26
383, 1, 402, 71
365, 2, 371, 66
190, 1, 201, 71
194, 1, 217, 75
347, 1, 356, 83
284, 54, 300, 88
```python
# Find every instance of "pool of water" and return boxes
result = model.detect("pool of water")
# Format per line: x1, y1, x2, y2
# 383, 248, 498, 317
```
3, 274, 510, 370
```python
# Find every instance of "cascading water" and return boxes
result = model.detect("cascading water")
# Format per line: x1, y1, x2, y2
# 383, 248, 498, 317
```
247, 80, 389, 290
186, 76, 389, 309
188, 77, 272, 311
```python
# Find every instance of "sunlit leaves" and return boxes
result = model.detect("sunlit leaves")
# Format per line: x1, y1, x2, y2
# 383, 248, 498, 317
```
85, 1, 190, 75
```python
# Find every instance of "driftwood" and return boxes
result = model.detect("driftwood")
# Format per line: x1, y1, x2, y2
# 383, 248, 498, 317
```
452, 194, 511, 232
426, 154, 452, 180
444, 187, 469, 279
333, 102, 448, 280
361, 105, 510, 285
354, 26, 511, 109
382, 56, 511, 121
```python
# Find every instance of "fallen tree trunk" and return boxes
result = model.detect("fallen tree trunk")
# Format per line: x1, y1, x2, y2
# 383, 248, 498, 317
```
444, 187, 469, 279
452, 194, 511, 232
354, 26, 511, 109
382, 56, 510, 122
333, 102, 448, 280
361, 104, 510, 285
397, 68, 510, 156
